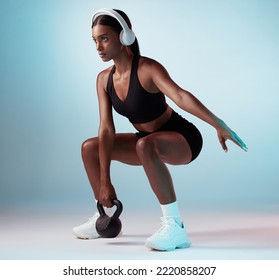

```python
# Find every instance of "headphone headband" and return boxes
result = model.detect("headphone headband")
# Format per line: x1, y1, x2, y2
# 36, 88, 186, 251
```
92, 8, 136, 46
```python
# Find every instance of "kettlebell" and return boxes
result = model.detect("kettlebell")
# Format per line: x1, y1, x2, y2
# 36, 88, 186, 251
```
95, 199, 123, 238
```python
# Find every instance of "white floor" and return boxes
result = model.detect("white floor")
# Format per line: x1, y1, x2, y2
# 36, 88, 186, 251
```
0, 207, 279, 260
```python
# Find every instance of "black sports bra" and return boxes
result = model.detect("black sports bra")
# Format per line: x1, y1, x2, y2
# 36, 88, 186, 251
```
106, 55, 167, 124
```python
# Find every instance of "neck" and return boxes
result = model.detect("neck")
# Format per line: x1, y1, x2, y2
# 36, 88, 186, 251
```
113, 48, 134, 74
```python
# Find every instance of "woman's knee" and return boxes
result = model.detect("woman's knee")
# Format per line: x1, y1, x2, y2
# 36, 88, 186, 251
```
81, 137, 99, 160
136, 136, 158, 159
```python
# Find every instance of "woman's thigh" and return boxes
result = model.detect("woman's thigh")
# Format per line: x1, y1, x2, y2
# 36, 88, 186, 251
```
137, 131, 193, 165
111, 133, 141, 165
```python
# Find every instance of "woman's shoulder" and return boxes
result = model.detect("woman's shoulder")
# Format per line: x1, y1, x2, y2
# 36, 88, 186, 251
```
138, 56, 166, 74
97, 65, 114, 87
97, 65, 114, 79
138, 55, 158, 67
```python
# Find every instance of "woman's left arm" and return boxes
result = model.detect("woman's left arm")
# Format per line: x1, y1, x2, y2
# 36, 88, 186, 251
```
150, 60, 248, 152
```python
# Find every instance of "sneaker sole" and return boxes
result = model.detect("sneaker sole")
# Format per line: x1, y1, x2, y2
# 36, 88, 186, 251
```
145, 241, 191, 251
72, 229, 100, 239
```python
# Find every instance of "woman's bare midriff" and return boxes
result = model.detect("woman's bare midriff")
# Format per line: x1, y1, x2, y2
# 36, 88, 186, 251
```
132, 105, 173, 132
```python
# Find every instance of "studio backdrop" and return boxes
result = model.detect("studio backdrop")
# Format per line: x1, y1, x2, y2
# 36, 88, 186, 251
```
0, 0, 278, 213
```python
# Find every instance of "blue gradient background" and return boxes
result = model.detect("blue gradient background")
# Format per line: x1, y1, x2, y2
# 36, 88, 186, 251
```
0, 0, 278, 213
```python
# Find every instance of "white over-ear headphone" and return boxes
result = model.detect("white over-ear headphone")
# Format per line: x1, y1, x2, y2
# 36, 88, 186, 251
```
92, 9, 136, 46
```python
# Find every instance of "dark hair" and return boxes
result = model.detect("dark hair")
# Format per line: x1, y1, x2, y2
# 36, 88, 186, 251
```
92, 9, 140, 56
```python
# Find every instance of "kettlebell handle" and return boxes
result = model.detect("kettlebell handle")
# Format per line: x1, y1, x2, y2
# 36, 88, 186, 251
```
97, 199, 123, 219
112, 199, 123, 219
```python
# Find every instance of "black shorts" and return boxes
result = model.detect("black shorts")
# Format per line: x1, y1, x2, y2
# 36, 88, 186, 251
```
135, 111, 203, 162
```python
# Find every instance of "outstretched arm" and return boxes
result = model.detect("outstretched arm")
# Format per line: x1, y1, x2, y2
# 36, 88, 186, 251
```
149, 60, 248, 152
172, 89, 248, 152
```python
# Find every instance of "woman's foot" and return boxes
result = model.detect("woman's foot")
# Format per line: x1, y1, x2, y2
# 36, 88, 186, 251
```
72, 212, 100, 239
145, 217, 191, 251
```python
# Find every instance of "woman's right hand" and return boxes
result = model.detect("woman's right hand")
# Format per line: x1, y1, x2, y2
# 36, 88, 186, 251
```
99, 183, 117, 208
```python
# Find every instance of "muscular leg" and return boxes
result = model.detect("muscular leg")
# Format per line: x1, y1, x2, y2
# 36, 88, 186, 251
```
136, 131, 193, 251
81, 133, 140, 200
72, 133, 140, 239
136, 131, 192, 205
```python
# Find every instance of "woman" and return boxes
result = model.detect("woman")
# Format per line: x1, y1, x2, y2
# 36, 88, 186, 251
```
72, 9, 247, 251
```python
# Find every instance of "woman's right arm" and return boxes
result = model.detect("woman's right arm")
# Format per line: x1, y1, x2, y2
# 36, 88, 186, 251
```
96, 70, 117, 207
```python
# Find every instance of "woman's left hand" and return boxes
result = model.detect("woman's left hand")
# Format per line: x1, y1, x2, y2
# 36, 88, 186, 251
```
217, 121, 248, 152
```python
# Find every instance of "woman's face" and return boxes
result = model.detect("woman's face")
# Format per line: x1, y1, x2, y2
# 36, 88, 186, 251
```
92, 24, 123, 62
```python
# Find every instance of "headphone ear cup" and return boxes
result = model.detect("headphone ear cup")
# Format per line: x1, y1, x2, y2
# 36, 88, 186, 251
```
119, 29, 136, 46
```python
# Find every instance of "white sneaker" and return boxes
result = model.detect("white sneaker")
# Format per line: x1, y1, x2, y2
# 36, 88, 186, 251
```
145, 217, 191, 251
72, 212, 100, 239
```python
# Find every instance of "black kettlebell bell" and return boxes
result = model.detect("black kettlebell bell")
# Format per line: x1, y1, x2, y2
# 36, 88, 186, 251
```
95, 199, 123, 238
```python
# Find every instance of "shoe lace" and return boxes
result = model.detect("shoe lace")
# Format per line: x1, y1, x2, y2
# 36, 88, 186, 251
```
86, 212, 99, 224
154, 217, 176, 237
